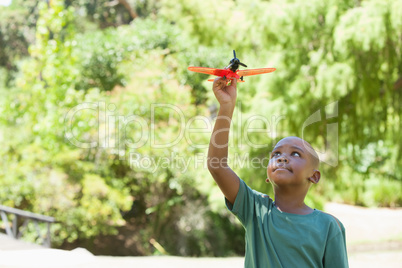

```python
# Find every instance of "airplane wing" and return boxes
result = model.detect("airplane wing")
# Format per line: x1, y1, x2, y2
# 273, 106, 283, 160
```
237, 68, 276, 77
188, 67, 229, 77
207, 78, 245, 83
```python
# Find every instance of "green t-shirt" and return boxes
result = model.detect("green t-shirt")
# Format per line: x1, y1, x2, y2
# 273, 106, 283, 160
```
226, 179, 349, 268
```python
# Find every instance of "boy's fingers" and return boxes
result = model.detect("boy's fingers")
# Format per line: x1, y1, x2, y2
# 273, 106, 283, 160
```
213, 77, 224, 87
213, 77, 221, 83
231, 78, 237, 87
213, 77, 238, 89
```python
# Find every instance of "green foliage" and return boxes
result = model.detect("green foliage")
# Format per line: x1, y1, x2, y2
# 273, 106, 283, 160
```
74, 31, 126, 91
226, 0, 402, 204
0, 0, 36, 84
331, 165, 402, 207
0, 0, 132, 245
68, 0, 160, 28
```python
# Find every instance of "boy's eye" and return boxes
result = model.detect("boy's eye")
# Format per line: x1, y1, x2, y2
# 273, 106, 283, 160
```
292, 152, 301, 157
271, 151, 280, 158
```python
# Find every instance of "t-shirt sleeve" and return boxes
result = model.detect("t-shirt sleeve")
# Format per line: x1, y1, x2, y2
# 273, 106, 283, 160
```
225, 179, 257, 228
323, 222, 349, 268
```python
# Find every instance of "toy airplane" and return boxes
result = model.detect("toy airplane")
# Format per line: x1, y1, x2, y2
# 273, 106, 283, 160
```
188, 50, 276, 83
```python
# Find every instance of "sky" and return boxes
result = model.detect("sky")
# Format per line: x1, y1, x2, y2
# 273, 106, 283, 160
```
0, 0, 11, 6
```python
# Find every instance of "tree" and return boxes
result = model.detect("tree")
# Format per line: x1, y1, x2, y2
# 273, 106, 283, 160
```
239, 0, 402, 206
0, 0, 131, 246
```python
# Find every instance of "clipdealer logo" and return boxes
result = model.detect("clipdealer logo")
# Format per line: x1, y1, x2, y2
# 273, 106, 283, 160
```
64, 101, 339, 167
302, 101, 339, 167
64, 101, 285, 151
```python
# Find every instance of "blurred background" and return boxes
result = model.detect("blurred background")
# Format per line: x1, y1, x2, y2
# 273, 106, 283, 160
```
0, 0, 401, 260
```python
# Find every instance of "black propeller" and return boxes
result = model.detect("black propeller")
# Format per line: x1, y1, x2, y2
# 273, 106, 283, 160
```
228, 50, 247, 72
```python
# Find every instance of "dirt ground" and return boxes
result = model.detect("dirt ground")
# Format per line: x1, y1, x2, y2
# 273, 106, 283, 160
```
1, 202, 402, 268
93, 203, 402, 268
325, 202, 402, 268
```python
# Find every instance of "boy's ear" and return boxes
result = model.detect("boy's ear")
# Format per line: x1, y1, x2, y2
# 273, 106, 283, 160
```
308, 170, 321, 184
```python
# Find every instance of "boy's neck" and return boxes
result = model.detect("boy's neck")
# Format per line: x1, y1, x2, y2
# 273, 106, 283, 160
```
273, 193, 314, 215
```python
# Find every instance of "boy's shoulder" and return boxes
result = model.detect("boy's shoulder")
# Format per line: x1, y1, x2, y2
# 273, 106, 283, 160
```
251, 188, 274, 205
317, 210, 344, 231
242, 179, 273, 200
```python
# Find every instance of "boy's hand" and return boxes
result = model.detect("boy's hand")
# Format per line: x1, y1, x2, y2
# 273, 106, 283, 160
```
212, 77, 237, 108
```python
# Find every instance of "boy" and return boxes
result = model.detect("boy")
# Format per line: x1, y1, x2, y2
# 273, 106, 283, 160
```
207, 77, 349, 267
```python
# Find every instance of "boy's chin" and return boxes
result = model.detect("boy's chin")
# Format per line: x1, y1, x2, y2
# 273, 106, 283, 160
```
268, 175, 294, 186
266, 177, 284, 184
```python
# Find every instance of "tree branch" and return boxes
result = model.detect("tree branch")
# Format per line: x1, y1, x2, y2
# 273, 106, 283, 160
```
118, 0, 137, 20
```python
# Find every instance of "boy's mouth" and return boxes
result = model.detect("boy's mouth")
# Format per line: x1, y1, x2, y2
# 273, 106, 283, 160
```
273, 165, 292, 173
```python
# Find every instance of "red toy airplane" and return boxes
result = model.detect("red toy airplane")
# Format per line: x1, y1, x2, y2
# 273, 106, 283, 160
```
188, 50, 276, 83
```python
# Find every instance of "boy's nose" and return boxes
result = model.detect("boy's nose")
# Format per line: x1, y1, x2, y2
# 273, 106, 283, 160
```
277, 156, 288, 163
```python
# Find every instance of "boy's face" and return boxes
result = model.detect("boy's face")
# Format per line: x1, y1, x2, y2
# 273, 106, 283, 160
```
267, 137, 319, 187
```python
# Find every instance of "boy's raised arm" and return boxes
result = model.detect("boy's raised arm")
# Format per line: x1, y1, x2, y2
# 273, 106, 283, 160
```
207, 77, 240, 205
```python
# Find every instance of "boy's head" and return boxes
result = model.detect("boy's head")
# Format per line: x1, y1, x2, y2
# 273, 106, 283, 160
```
267, 136, 320, 189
